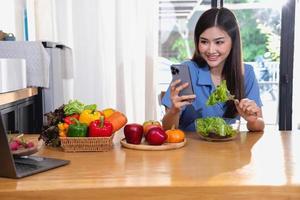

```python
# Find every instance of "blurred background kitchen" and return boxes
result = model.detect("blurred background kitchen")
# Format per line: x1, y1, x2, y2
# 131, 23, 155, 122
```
0, 0, 299, 130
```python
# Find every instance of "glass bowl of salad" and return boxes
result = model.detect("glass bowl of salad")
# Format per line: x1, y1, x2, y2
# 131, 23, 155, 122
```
195, 117, 240, 142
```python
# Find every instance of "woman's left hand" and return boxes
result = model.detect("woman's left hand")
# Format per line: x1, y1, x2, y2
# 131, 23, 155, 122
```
234, 98, 262, 123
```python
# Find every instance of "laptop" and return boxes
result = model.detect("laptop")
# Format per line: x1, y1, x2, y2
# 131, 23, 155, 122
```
0, 115, 70, 179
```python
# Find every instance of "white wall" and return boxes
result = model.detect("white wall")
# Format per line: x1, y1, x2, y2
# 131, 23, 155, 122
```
14, 0, 26, 40
26, 0, 36, 41
34, 0, 57, 41
0, 1, 16, 35
0, 0, 26, 41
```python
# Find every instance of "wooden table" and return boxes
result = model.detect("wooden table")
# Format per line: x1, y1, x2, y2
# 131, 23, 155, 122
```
0, 87, 38, 106
1, 130, 300, 200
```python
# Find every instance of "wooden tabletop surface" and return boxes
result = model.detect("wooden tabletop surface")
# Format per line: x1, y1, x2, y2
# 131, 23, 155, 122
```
1, 130, 300, 200
0, 87, 38, 106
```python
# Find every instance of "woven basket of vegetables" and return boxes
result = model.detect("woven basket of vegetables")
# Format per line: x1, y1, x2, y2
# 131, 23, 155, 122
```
39, 100, 127, 152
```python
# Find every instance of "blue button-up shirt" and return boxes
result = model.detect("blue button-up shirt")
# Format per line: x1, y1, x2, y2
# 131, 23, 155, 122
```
161, 60, 263, 131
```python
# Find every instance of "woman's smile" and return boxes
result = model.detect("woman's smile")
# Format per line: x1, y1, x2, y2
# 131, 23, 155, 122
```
206, 54, 219, 61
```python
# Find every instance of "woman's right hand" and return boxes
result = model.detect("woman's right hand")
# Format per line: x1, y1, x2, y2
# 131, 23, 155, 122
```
169, 79, 196, 113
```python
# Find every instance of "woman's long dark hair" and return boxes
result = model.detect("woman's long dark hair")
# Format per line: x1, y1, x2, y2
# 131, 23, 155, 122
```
192, 7, 244, 118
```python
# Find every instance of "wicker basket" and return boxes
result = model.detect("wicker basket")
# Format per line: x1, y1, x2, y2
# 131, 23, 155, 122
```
60, 135, 114, 152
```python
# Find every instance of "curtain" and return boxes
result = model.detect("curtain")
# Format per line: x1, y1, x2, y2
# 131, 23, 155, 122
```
34, 0, 159, 127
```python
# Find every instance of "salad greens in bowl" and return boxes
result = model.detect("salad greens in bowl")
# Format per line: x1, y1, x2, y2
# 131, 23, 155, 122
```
195, 117, 240, 141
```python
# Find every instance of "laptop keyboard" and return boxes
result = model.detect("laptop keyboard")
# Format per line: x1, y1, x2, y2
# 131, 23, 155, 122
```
15, 162, 42, 173
11, 156, 69, 177
15, 162, 39, 171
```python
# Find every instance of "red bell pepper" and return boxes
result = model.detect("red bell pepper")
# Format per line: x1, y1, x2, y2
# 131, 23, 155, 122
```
88, 116, 113, 137
64, 114, 80, 125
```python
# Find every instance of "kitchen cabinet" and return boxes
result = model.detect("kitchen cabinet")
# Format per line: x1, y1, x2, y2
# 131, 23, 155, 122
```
0, 105, 17, 133
0, 88, 42, 133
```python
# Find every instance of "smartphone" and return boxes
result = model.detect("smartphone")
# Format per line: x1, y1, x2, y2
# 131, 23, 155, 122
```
170, 64, 194, 97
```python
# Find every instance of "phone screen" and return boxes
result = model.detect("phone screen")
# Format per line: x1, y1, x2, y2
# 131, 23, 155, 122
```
170, 64, 194, 97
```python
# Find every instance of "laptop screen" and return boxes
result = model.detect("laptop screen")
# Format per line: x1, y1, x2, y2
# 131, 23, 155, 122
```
0, 114, 18, 178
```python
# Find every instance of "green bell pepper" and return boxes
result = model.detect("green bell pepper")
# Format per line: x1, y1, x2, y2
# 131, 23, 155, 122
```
68, 119, 88, 137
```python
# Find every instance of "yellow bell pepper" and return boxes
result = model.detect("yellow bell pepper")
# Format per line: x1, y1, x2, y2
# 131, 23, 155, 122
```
79, 109, 101, 126
102, 108, 115, 118
59, 130, 67, 137
58, 122, 69, 137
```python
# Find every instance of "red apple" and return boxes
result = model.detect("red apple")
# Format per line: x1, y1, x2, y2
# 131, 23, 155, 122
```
124, 123, 144, 144
145, 127, 167, 145
143, 120, 162, 136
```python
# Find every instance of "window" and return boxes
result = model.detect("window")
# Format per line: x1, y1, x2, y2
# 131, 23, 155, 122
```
157, 0, 283, 128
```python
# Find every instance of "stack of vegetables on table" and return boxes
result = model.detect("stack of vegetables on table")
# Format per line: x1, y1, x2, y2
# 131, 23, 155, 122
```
39, 100, 127, 147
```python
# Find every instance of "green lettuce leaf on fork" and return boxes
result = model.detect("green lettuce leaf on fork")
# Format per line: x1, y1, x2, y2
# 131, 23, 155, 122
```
206, 80, 234, 106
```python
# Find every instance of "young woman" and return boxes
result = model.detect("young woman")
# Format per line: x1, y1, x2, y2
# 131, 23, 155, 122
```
161, 7, 265, 132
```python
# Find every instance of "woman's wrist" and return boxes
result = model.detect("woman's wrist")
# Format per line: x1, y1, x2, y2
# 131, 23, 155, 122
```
169, 106, 181, 115
162, 107, 181, 130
